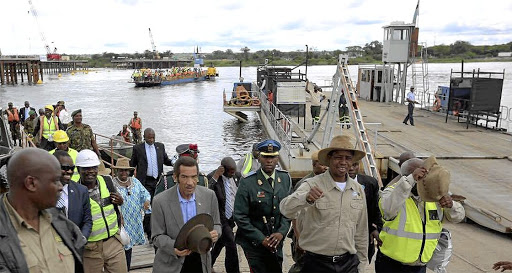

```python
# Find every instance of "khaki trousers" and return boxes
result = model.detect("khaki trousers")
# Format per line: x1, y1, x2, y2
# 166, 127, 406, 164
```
83, 236, 127, 273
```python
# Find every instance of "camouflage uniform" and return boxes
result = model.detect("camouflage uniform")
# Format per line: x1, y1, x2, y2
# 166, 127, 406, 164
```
66, 123, 94, 152
23, 118, 37, 136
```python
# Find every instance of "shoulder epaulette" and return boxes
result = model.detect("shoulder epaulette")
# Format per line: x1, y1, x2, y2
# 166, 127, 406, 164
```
242, 170, 257, 178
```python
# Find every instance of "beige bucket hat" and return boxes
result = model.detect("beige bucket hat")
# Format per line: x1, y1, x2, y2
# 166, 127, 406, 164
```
318, 135, 365, 166
417, 156, 450, 202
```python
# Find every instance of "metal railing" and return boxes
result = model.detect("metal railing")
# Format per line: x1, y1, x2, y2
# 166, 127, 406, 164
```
254, 90, 293, 155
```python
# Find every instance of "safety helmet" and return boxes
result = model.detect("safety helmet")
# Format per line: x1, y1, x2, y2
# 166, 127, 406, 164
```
75, 149, 101, 167
52, 130, 69, 143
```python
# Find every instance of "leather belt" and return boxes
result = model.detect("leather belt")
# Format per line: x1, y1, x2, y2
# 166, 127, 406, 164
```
306, 251, 350, 263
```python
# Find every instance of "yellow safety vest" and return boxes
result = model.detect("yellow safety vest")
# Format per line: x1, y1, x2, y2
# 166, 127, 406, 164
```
42, 116, 58, 139
242, 153, 253, 175
379, 196, 443, 264
87, 176, 119, 242
49, 148, 79, 180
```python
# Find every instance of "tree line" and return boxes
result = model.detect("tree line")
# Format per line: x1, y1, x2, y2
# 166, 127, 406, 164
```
80, 40, 512, 67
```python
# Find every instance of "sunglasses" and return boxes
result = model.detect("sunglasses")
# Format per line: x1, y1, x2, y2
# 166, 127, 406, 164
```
61, 165, 75, 172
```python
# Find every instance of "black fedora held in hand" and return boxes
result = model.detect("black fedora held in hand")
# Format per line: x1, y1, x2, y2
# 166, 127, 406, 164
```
174, 213, 214, 254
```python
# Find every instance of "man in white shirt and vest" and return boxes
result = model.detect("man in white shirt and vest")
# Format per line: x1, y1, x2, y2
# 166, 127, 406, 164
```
73, 149, 127, 273
376, 158, 465, 273
403, 87, 419, 126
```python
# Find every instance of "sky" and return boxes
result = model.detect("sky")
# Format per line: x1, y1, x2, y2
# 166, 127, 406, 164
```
2, 0, 512, 55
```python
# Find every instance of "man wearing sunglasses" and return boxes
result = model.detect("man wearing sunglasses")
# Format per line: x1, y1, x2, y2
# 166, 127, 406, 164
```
53, 150, 92, 240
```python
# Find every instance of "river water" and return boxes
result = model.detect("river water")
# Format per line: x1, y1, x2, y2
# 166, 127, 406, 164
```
1, 62, 511, 172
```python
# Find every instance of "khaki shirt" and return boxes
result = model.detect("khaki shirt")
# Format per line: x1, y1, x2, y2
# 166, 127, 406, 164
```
280, 171, 368, 273
3, 195, 75, 273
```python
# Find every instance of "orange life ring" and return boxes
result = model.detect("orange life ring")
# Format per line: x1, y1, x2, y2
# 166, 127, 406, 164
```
251, 98, 261, 106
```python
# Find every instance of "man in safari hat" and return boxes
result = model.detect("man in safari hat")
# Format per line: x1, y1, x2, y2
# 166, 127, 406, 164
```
376, 158, 465, 273
280, 135, 368, 273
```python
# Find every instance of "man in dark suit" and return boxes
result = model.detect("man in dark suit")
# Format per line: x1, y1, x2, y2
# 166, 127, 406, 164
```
130, 127, 172, 241
151, 156, 221, 273
207, 157, 241, 273
349, 160, 383, 263
19, 101, 36, 123
53, 150, 92, 239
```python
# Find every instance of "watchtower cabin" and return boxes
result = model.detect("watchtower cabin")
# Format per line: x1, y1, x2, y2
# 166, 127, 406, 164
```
377, 21, 418, 103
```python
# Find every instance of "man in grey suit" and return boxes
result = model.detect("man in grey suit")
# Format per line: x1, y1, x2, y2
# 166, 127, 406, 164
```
151, 156, 222, 273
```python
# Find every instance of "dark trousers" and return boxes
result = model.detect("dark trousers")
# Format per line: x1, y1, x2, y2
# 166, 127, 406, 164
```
311, 106, 321, 122
301, 252, 359, 273
243, 245, 283, 273
125, 248, 132, 271
289, 236, 305, 273
211, 222, 240, 273
375, 251, 426, 273
143, 176, 158, 241
181, 252, 203, 273
403, 103, 415, 125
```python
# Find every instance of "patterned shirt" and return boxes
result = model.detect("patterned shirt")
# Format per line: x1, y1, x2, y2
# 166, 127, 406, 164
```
66, 123, 94, 152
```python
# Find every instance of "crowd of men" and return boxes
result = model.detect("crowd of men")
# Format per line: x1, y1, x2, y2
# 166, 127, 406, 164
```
0, 103, 510, 272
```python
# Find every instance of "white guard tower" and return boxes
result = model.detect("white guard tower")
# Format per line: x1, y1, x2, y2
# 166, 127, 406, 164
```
382, 21, 419, 103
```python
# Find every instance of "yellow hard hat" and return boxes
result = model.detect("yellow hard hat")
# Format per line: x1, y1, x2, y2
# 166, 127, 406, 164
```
45, 104, 54, 112
53, 130, 69, 143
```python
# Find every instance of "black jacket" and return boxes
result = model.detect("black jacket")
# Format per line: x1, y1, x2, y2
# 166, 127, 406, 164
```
207, 170, 240, 227
130, 142, 172, 185
18, 107, 35, 123
0, 194, 87, 273
356, 174, 383, 233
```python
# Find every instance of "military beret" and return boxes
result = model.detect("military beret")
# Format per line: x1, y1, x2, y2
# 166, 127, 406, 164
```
8, 102, 13, 106
176, 144, 200, 158
57, 100, 65, 106
71, 109, 82, 117
257, 139, 281, 156
29, 110, 36, 115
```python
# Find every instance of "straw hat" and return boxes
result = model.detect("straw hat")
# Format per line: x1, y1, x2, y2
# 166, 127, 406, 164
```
98, 161, 112, 176
311, 151, 320, 161
417, 156, 450, 202
318, 135, 365, 166
113, 158, 135, 170
174, 214, 214, 254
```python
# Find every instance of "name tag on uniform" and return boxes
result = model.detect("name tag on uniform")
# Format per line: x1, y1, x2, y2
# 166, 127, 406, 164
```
429, 210, 439, 220
257, 191, 266, 198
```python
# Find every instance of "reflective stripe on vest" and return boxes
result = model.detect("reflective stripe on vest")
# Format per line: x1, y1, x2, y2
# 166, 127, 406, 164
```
42, 116, 58, 139
6, 108, 19, 122
379, 197, 442, 264
242, 153, 253, 175
88, 176, 119, 242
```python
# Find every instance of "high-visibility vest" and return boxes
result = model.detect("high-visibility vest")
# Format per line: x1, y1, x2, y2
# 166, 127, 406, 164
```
242, 153, 253, 175
379, 195, 443, 264
41, 116, 59, 139
6, 108, 19, 122
87, 176, 119, 242
130, 118, 141, 130
49, 147, 79, 180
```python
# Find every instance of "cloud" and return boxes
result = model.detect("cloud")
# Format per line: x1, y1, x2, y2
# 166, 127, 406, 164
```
105, 43, 128, 48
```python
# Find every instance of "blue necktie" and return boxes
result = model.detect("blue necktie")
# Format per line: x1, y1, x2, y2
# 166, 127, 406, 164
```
225, 179, 234, 219
150, 145, 158, 178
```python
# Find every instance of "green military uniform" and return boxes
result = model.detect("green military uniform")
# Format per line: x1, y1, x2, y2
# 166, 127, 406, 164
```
234, 168, 292, 272
153, 171, 208, 196
23, 118, 37, 136
66, 123, 94, 152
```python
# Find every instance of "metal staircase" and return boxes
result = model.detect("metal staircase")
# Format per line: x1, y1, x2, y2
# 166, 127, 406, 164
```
323, 55, 383, 187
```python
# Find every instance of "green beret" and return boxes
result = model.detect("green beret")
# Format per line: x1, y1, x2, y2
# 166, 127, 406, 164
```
29, 110, 36, 115
71, 109, 82, 117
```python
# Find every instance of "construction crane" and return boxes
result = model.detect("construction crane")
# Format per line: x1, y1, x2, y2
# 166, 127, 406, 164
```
148, 28, 160, 60
28, 0, 61, 60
